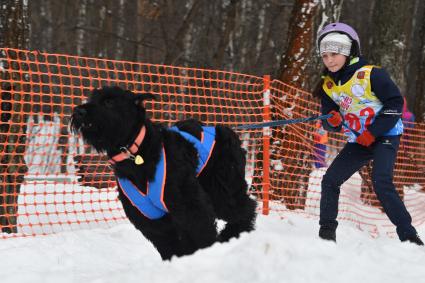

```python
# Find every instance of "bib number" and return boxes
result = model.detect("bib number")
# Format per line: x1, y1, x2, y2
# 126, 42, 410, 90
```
343, 107, 375, 132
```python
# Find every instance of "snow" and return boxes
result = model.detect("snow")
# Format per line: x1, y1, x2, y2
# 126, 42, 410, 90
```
16, 181, 125, 236
1, 212, 425, 283
3, 158, 425, 282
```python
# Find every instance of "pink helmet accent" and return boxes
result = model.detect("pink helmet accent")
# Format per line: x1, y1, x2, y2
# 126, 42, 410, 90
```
317, 22, 361, 55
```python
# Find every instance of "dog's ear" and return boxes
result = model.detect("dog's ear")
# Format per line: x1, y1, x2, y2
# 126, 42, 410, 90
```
134, 93, 156, 106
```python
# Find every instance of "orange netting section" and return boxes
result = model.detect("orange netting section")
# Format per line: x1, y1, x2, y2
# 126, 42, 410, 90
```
268, 80, 425, 238
1, 48, 424, 239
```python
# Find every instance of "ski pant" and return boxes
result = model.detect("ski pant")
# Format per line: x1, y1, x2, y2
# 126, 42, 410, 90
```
319, 135, 417, 240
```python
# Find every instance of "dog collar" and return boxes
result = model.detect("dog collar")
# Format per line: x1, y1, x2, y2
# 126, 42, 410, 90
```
109, 125, 146, 165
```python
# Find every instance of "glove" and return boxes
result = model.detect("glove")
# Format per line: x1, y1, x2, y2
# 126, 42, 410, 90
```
356, 130, 375, 147
327, 110, 343, 127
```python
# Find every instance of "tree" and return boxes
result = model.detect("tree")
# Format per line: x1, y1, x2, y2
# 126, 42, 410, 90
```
408, 0, 425, 122
359, 0, 425, 207
274, 0, 343, 209
0, 0, 30, 233
368, 0, 411, 97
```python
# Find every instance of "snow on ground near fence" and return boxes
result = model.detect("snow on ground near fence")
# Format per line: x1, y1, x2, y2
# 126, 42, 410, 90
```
17, 180, 126, 235
6, 169, 424, 282
17, 168, 425, 239
306, 168, 425, 238
1, 212, 425, 283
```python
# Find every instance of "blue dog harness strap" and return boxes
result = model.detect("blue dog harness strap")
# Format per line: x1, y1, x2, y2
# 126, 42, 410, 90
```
117, 147, 168, 220
117, 127, 216, 220
169, 126, 216, 175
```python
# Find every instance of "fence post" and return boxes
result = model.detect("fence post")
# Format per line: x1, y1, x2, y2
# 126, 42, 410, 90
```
262, 75, 271, 215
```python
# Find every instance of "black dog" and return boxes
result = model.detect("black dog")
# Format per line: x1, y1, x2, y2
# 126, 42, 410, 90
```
71, 86, 257, 260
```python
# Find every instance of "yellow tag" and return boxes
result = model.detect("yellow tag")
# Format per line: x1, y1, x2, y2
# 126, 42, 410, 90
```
134, 155, 144, 165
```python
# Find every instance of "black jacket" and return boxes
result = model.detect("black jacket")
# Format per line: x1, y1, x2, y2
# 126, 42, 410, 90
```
319, 57, 403, 137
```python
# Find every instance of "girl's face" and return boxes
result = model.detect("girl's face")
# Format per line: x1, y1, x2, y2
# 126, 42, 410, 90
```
321, 52, 347, 73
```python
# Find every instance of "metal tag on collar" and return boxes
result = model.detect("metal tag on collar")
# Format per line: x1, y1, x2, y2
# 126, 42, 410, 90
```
119, 147, 144, 165
134, 155, 144, 165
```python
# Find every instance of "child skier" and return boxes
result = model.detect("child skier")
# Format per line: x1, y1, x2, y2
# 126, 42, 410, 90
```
313, 22, 423, 245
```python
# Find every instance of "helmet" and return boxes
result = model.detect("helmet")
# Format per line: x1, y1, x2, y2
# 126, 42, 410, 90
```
317, 22, 361, 56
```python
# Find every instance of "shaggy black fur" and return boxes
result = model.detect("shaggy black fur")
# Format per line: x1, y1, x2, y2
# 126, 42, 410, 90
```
71, 86, 257, 260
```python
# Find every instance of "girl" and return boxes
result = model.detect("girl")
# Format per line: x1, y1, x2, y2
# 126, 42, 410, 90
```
313, 22, 423, 245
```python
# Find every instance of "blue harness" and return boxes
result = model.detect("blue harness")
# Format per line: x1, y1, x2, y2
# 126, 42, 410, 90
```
117, 126, 216, 219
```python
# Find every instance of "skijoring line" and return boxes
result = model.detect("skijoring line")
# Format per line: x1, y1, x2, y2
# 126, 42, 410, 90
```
233, 113, 361, 137
233, 114, 332, 130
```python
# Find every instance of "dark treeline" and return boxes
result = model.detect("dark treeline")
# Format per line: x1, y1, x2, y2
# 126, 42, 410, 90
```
19, 0, 424, 120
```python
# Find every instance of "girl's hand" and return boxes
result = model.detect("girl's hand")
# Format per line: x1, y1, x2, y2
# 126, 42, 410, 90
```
327, 110, 343, 127
356, 130, 375, 147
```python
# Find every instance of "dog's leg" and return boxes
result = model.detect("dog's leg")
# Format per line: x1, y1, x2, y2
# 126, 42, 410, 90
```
201, 169, 257, 242
168, 176, 218, 255
119, 199, 183, 261
136, 216, 184, 260
199, 125, 258, 242
219, 193, 257, 242
153, 237, 187, 260
146, 232, 181, 260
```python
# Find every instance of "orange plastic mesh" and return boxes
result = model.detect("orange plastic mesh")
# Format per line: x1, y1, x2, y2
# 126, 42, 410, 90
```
268, 79, 425, 238
1, 48, 424, 239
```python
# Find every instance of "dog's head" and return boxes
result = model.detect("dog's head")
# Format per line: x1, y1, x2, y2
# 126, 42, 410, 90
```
71, 86, 155, 153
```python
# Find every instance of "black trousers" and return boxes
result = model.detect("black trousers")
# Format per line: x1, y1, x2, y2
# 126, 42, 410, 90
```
319, 135, 417, 240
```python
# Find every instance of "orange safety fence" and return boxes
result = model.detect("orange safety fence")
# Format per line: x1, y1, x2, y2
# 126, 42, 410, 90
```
1, 48, 424, 239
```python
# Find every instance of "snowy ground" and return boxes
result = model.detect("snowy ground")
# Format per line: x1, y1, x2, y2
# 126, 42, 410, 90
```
1, 212, 424, 283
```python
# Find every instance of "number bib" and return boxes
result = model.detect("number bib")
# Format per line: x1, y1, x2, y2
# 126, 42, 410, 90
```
323, 65, 403, 142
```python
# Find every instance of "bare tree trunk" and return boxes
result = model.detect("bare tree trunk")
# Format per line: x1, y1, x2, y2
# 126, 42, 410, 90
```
0, 0, 30, 233
280, 0, 344, 89
76, 0, 88, 56
398, 2, 425, 106
279, 0, 318, 89
163, 0, 203, 65
275, 0, 343, 210
369, 0, 415, 94
212, 0, 239, 68
360, 0, 419, 206
410, 0, 425, 122
135, 0, 163, 62
115, 0, 126, 59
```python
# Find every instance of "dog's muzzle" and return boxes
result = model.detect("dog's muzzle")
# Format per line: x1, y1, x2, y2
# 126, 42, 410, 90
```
71, 107, 93, 131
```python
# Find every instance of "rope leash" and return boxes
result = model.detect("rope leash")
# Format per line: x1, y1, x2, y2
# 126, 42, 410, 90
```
233, 113, 360, 137
234, 114, 332, 130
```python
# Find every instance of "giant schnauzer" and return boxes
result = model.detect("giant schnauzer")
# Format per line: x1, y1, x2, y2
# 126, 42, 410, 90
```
71, 86, 257, 260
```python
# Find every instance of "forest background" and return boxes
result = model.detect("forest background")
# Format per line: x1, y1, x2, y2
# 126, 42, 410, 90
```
1, 0, 424, 119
